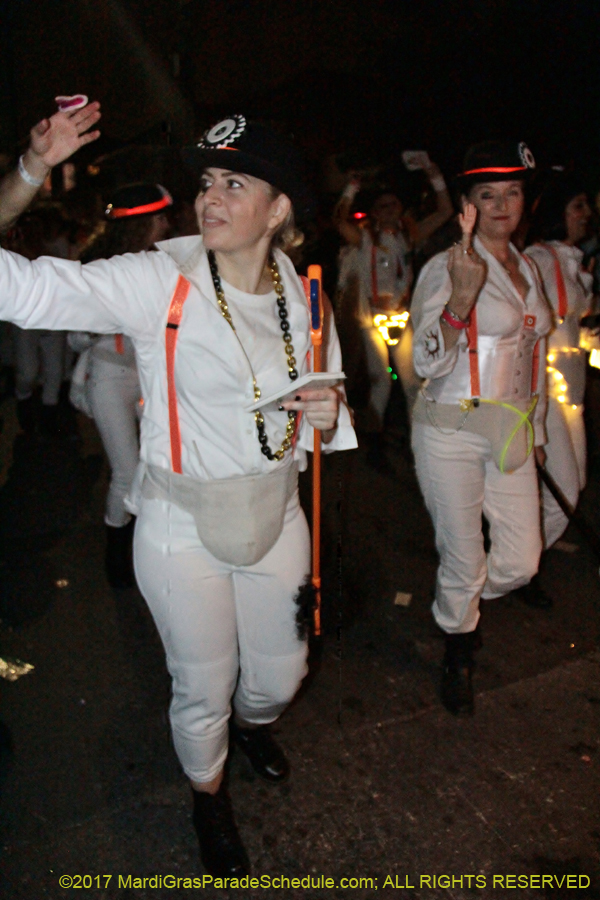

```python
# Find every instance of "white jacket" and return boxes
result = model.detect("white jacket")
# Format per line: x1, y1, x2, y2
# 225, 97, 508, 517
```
412, 237, 552, 444
0, 236, 356, 478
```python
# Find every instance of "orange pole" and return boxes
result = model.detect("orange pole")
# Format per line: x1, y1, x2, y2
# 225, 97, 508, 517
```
307, 264, 323, 636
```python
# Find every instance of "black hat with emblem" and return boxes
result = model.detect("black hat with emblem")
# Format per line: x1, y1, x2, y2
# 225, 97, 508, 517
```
457, 141, 536, 190
181, 115, 314, 217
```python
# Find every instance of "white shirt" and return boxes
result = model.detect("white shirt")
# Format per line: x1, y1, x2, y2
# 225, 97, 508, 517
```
0, 237, 356, 478
411, 236, 552, 443
525, 241, 593, 405
349, 230, 412, 324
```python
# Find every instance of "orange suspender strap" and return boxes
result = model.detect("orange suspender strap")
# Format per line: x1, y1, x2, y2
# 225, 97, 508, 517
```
465, 306, 481, 398
531, 327, 540, 393
165, 275, 191, 474
521, 254, 541, 392
544, 243, 568, 319
114, 334, 124, 355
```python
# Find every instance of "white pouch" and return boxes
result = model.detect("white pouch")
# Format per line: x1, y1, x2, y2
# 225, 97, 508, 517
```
141, 462, 298, 566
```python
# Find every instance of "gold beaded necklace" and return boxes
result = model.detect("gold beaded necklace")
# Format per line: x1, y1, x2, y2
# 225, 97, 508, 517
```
207, 250, 298, 461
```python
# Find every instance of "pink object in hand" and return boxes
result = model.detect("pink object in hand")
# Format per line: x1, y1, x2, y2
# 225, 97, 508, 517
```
55, 95, 88, 112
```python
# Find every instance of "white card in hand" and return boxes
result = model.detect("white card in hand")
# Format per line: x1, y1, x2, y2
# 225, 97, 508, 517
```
245, 371, 345, 412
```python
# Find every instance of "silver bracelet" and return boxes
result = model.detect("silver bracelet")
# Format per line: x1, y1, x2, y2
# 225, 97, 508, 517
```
18, 155, 46, 187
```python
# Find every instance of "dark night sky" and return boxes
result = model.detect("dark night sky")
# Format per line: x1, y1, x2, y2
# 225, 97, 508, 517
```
1, 0, 600, 178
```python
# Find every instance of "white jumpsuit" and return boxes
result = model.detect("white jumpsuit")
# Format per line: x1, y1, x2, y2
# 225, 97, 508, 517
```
0, 236, 357, 782
524, 242, 592, 547
347, 230, 420, 424
411, 237, 552, 634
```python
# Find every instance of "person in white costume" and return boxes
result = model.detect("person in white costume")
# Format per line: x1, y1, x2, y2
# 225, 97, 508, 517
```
0, 116, 356, 876
73, 183, 172, 588
411, 141, 552, 717
525, 176, 593, 549
333, 164, 452, 461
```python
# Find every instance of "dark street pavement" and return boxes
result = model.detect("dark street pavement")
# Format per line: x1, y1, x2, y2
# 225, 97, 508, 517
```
0, 386, 599, 900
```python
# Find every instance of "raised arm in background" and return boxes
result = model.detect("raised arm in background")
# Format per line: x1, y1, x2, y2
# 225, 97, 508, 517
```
0, 99, 101, 232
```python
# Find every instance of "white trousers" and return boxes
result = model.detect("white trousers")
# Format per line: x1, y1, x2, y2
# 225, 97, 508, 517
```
89, 359, 141, 528
412, 423, 542, 634
14, 326, 66, 405
542, 397, 586, 548
361, 322, 421, 427
133, 491, 310, 784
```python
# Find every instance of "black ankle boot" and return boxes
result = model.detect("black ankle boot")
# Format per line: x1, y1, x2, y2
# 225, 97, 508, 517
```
513, 574, 553, 609
16, 396, 37, 436
39, 403, 60, 437
105, 520, 135, 589
192, 785, 250, 876
441, 628, 481, 716
230, 721, 290, 783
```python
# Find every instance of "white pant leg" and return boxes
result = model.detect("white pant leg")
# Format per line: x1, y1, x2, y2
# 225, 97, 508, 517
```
38, 330, 66, 405
413, 424, 543, 632
361, 326, 391, 428
412, 423, 488, 634
14, 327, 41, 400
542, 397, 586, 548
133, 492, 309, 784
482, 451, 542, 596
89, 361, 141, 527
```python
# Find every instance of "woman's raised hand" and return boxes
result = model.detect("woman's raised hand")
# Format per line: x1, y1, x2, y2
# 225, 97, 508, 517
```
446, 202, 487, 318
28, 100, 101, 170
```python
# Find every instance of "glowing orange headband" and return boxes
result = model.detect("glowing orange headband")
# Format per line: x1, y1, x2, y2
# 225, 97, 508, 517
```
461, 166, 527, 175
106, 195, 171, 219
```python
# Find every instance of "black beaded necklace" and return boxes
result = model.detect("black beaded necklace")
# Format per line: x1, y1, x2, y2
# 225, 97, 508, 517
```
207, 249, 298, 461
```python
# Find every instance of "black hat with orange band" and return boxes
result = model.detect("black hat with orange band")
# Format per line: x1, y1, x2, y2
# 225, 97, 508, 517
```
457, 141, 536, 190
105, 183, 172, 220
181, 115, 315, 218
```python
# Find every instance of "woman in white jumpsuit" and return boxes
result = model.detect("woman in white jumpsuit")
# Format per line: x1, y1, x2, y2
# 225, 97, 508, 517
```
0, 117, 356, 875
525, 177, 593, 549
411, 141, 552, 716
74, 183, 172, 588
333, 165, 453, 460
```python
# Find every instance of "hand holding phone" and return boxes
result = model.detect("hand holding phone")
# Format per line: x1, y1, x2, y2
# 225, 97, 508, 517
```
402, 150, 432, 171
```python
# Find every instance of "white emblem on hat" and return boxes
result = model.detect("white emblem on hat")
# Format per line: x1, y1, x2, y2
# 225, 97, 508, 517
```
199, 115, 247, 149
518, 142, 535, 169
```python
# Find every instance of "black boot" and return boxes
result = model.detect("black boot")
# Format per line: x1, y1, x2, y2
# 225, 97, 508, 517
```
105, 520, 135, 589
192, 785, 250, 877
16, 397, 37, 436
440, 628, 481, 716
39, 403, 60, 437
513, 574, 553, 609
365, 432, 394, 475
230, 720, 290, 783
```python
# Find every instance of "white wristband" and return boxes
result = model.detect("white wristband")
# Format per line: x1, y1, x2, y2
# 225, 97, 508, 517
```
430, 174, 447, 193
18, 155, 46, 187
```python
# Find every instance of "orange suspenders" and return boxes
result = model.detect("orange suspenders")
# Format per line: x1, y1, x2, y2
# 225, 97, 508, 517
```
465, 307, 481, 398
165, 275, 192, 474
114, 334, 125, 355
543, 243, 568, 319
